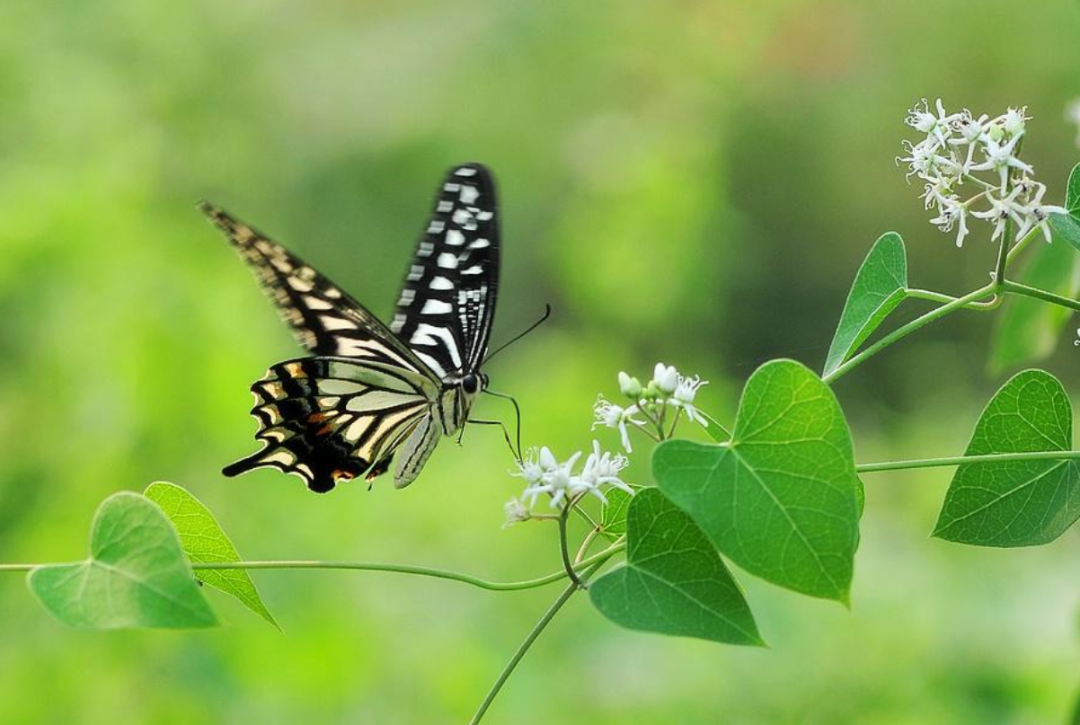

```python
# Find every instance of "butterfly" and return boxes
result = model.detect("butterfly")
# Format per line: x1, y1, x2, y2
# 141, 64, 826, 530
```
200, 163, 500, 493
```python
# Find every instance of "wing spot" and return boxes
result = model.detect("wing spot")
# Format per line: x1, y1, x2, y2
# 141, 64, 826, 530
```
437, 253, 459, 270
422, 299, 452, 315
320, 315, 357, 331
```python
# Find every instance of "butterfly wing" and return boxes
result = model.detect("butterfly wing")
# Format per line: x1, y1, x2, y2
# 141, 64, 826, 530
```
223, 357, 437, 493
201, 202, 434, 375
390, 163, 500, 379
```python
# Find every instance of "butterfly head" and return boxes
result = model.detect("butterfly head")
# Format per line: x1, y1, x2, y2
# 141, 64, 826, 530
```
461, 372, 489, 395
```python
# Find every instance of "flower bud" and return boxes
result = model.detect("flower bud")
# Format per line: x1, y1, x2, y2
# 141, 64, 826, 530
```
653, 363, 679, 395
617, 371, 643, 399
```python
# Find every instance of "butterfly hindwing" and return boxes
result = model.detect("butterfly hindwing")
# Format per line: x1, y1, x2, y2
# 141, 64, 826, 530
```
223, 357, 436, 492
390, 164, 500, 379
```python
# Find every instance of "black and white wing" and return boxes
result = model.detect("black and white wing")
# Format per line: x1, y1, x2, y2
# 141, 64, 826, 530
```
200, 202, 434, 376
390, 163, 500, 379
223, 358, 436, 492
202, 202, 443, 492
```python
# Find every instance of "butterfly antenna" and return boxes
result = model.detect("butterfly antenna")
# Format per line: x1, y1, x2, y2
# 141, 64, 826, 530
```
483, 304, 552, 366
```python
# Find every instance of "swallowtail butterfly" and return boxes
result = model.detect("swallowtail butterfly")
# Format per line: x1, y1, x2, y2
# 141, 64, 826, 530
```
201, 163, 500, 493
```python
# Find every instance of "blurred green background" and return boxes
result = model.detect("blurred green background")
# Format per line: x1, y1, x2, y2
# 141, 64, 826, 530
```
3, 1, 1080, 723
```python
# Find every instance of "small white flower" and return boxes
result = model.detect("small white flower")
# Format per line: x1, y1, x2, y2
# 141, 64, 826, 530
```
617, 371, 643, 399
519, 448, 581, 508
1002, 106, 1028, 137
503, 498, 531, 528
669, 374, 709, 426
593, 397, 645, 452
652, 363, 679, 395
968, 134, 1033, 193
567, 441, 634, 503
927, 193, 970, 247
1016, 182, 1068, 243
906, 98, 960, 147
971, 187, 1027, 242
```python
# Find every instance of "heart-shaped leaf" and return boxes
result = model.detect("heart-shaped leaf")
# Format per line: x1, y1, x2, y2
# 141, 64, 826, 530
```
145, 482, 278, 629
823, 232, 908, 377
1049, 163, 1080, 252
28, 492, 219, 629
654, 360, 862, 602
934, 370, 1080, 547
990, 241, 1080, 373
589, 489, 762, 645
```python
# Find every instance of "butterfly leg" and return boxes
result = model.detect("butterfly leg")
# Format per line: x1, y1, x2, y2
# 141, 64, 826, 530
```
467, 418, 521, 463
478, 389, 523, 463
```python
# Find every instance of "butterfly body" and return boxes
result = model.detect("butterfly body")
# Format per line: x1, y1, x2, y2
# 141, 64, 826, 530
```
203, 163, 499, 493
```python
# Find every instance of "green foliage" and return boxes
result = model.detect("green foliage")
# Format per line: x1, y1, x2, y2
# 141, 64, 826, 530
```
589, 489, 762, 646
1049, 163, 1080, 252
934, 370, 1080, 547
27, 493, 219, 629
824, 233, 908, 377
598, 485, 639, 542
653, 360, 862, 602
144, 482, 278, 629
701, 412, 732, 443
990, 241, 1080, 373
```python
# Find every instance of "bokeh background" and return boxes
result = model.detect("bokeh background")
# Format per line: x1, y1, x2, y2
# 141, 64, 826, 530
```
3, 1, 1080, 723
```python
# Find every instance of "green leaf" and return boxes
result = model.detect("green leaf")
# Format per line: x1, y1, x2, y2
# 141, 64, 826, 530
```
27, 492, 219, 629
1049, 163, 1080, 251
598, 484, 644, 542
589, 489, 763, 646
699, 411, 731, 443
990, 241, 1080, 373
145, 482, 278, 629
654, 360, 862, 602
823, 232, 908, 377
933, 370, 1080, 547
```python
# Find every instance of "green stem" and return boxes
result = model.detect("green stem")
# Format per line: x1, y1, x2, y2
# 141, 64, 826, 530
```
993, 216, 1013, 289
906, 288, 996, 310
857, 450, 1080, 473
1002, 280, 1080, 313
0, 547, 628, 591
558, 506, 585, 589
574, 527, 602, 564
823, 283, 996, 384
469, 559, 609, 725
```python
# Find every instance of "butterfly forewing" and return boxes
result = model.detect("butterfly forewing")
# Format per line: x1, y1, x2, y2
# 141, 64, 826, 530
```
390, 164, 500, 379
201, 202, 432, 374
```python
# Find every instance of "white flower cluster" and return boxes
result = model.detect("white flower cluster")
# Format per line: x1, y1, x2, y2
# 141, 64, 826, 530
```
899, 99, 1066, 248
593, 363, 708, 452
504, 442, 634, 525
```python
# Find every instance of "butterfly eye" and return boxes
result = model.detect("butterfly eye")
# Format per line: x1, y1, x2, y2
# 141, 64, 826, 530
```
462, 374, 480, 394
